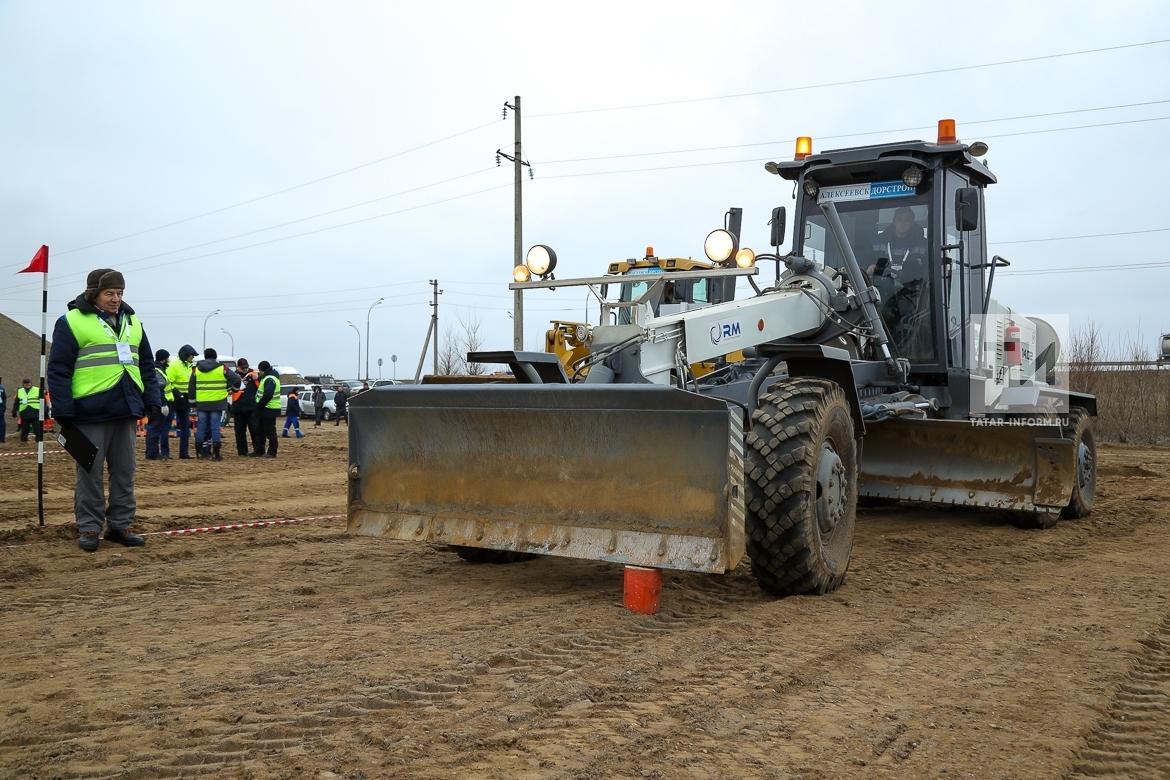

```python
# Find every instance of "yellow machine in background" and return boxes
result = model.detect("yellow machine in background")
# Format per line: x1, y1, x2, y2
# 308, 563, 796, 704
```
544, 250, 744, 379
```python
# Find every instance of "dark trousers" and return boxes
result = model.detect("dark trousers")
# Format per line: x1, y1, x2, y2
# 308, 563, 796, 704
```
19, 415, 43, 442
74, 419, 137, 535
234, 409, 261, 455
145, 408, 174, 458
335, 408, 347, 426
314, 408, 324, 427
173, 399, 191, 457
259, 415, 278, 456
0, 412, 6, 442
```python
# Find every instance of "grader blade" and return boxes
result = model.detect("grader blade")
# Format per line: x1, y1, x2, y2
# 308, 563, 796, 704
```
347, 385, 745, 573
858, 417, 1075, 513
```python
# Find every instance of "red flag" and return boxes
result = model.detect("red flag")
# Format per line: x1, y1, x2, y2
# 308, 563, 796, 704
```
17, 245, 48, 274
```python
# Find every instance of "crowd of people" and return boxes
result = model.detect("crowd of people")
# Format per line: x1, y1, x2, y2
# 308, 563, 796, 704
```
146, 346, 294, 461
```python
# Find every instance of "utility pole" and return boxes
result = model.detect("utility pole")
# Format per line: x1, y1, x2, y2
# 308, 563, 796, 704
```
498, 96, 530, 351
413, 280, 442, 383
431, 279, 441, 374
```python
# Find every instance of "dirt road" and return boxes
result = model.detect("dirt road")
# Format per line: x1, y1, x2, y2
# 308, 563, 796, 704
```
1, 427, 1168, 779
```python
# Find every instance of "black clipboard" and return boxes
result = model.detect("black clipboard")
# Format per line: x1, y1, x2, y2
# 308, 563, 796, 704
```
56, 421, 98, 472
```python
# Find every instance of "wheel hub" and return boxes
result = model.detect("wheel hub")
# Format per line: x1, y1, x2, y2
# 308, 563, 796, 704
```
816, 444, 847, 536
1077, 440, 1094, 491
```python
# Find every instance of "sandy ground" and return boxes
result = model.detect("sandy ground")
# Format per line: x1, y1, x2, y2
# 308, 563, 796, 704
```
1, 424, 1168, 780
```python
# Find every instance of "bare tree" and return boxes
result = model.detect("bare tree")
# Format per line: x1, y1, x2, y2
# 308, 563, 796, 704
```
436, 325, 462, 376
459, 313, 485, 375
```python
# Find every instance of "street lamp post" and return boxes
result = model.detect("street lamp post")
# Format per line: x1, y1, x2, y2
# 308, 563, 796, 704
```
202, 310, 220, 352
220, 328, 234, 356
391, 354, 397, 381
347, 321, 361, 379
365, 297, 384, 380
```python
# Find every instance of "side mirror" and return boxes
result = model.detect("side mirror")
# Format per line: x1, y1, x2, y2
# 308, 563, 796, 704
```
770, 206, 786, 247
955, 187, 979, 232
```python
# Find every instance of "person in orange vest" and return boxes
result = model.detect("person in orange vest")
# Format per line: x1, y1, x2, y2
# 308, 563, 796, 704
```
231, 358, 262, 456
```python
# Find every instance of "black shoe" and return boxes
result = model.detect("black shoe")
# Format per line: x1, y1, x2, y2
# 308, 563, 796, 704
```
104, 527, 146, 547
263, 453, 277, 458
78, 532, 100, 552
179, 454, 193, 459
212, 443, 222, 462
249, 451, 264, 457
145, 456, 159, 460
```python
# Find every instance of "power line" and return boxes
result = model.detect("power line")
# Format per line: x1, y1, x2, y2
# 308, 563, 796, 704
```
16, 107, 1162, 299
101, 167, 497, 273
5, 182, 513, 295
529, 39, 1170, 118
47, 120, 501, 258
529, 116, 1170, 182
991, 227, 1170, 245
1001, 259, 1170, 276
535, 99, 1170, 165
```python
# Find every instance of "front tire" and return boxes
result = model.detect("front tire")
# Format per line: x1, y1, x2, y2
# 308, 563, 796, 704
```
745, 378, 858, 596
1061, 408, 1096, 519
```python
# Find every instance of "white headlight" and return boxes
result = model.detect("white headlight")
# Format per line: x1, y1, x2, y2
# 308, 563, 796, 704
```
704, 229, 737, 263
526, 245, 557, 276
513, 265, 531, 283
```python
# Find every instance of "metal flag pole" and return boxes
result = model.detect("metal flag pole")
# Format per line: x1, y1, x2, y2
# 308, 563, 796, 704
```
16, 245, 50, 527
37, 264, 47, 526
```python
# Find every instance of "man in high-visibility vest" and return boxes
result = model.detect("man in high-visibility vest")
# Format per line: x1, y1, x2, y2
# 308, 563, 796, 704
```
187, 347, 240, 461
13, 378, 44, 443
255, 360, 282, 457
231, 357, 262, 456
166, 344, 197, 459
145, 348, 175, 460
47, 268, 161, 552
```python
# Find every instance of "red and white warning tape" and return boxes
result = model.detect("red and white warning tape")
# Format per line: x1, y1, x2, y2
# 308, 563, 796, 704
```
0, 449, 66, 458
142, 514, 344, 537
2, 513, 344, 549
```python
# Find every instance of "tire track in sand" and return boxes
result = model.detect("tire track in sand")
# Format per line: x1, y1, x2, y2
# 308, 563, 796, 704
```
1065, 612, 1170, 779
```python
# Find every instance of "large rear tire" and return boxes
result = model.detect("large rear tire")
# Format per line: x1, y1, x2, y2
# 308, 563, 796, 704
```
1060, 408, 1096, 519
449, 546, 539, 564
744, 378, 858, 596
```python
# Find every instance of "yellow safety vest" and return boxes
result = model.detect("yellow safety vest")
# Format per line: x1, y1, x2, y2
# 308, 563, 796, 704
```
166, 359, 192, 398
257, 374, 281, 410
154, 364, 175, 402
193, 365, 229, 403
17, 386, 42, 412
64, 308, 144, 400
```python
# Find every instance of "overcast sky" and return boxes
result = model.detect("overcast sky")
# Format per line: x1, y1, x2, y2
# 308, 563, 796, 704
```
2, 1, 1168, 377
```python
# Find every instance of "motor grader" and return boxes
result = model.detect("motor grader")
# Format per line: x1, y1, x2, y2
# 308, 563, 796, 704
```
347, 120, 1097, 597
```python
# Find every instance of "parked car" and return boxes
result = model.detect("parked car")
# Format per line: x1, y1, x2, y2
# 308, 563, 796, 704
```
337, 380, 365, 393
371, 379, 400, 388
280, 383, 308, 415
298, 389, 337, 421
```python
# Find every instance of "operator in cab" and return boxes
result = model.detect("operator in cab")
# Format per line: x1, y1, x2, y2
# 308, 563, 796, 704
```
865, 205, 931, 360
866, 206, 928, 281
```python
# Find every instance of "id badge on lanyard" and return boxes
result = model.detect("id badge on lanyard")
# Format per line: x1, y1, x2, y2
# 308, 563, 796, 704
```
102, 317, 134, 365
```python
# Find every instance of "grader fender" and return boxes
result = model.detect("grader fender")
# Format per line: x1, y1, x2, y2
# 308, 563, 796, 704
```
858, 417, 1075, 512
347, 385, 745, 573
